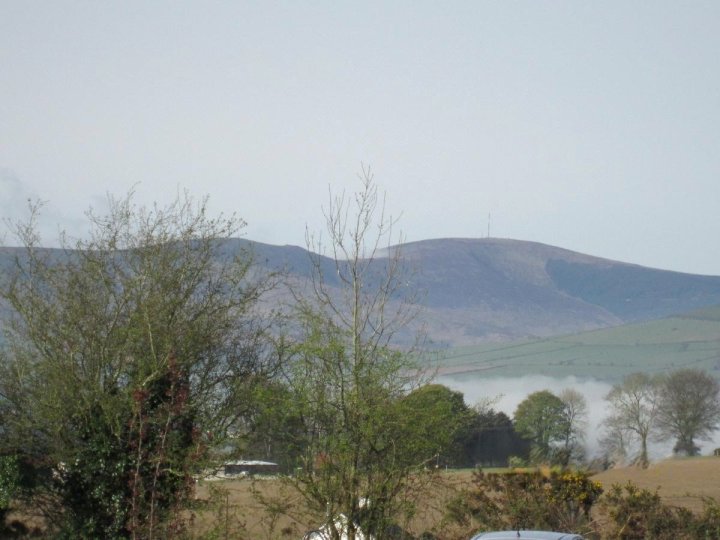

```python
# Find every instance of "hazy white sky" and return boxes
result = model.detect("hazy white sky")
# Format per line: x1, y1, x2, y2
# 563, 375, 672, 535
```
2, 2, 719, 274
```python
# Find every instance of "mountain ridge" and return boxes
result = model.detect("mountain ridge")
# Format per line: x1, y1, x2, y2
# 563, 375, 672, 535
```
2, 237, 719, 347
234, 236, 720, 346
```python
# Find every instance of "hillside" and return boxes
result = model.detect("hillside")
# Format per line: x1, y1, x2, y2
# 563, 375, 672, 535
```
236, 237, 720, 346
398, 238, 720, 345
3, 237, 720, 348
432, 306, 720, 382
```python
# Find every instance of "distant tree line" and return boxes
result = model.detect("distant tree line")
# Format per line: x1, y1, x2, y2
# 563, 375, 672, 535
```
244, 382, 530, 471
602, 368, 720, 468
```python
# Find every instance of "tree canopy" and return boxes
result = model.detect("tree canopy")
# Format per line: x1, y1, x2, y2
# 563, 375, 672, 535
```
0, 194, 276, 537
657, 369, 720, 456
514, 390, 570, 464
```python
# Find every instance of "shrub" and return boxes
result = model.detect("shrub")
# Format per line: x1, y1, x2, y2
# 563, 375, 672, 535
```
507, 455, 527, 468
693, 497, 720, 539
0, 455, 20, 524
598, 482, 693, 539
445, 469, 602, 537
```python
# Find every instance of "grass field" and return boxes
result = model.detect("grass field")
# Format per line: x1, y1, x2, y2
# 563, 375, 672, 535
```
427, 307, 720, 381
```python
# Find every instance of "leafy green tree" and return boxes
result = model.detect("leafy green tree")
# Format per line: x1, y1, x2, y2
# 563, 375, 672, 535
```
463, 408, 529, 468
657, 368, 720, 456
513, 390, 569, 464
603, 372, 662, 468
283, 170, 430, 539
398, 384, 472, 467
0, 194, 275, 538
242, 378, 305, 472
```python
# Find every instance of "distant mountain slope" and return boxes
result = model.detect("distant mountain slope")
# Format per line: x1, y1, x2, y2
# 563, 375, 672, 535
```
432, 306, 720, 382
3, 238, 720, 348
393, 238, 720, 345
547, 259, 720, 321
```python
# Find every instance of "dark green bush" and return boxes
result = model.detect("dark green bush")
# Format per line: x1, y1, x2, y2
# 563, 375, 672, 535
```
0, 455, 20, 524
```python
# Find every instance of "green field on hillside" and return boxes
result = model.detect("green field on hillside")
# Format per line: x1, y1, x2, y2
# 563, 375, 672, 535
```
429, 306, 720, 382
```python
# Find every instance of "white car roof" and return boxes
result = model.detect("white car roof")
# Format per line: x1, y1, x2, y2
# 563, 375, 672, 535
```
471, 531, 584, 540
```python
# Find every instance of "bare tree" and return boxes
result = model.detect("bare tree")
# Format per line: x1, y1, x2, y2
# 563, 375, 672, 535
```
603, 373, 662, 468
657, 369, 720, 456
285, 168, 430, 539
559, 388, 588, 465
598, 418, 634, 468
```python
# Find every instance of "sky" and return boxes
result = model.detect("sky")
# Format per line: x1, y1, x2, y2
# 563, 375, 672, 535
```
1, 2, 719, 274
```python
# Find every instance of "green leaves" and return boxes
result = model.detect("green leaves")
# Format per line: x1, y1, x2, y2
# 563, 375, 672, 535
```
0, 455, 20, 516
447, 469, 603, 535
514, 390, 570, 464
0, 192, 274, 537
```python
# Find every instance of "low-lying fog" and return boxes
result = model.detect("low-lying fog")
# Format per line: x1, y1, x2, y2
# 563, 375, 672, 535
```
438, 374, 720, 462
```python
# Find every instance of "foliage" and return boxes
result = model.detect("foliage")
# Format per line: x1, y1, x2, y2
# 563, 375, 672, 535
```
444, 469, 602, 537
507, 455, 527, 468
602, 372, 662, 468
0, 193, 275, 537
397, 386, 529, 469
513, 390, 570, 464
603, 369, 720, 463
693, 497, 720, 539
598, 482, 693, 539
0, 455, 20, 524
656, 368, 720, 456
58, 404, 132, 538
460, 408, 529, 468
399, 384, 472, 467
241, 378, 305, 473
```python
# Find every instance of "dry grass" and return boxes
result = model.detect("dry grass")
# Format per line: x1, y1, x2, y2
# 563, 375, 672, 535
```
9, 459, 720, 538
189, 469, 476, 539
592, 455, 720, 512
191, 459, 720, 537
190, 477, 315, 539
